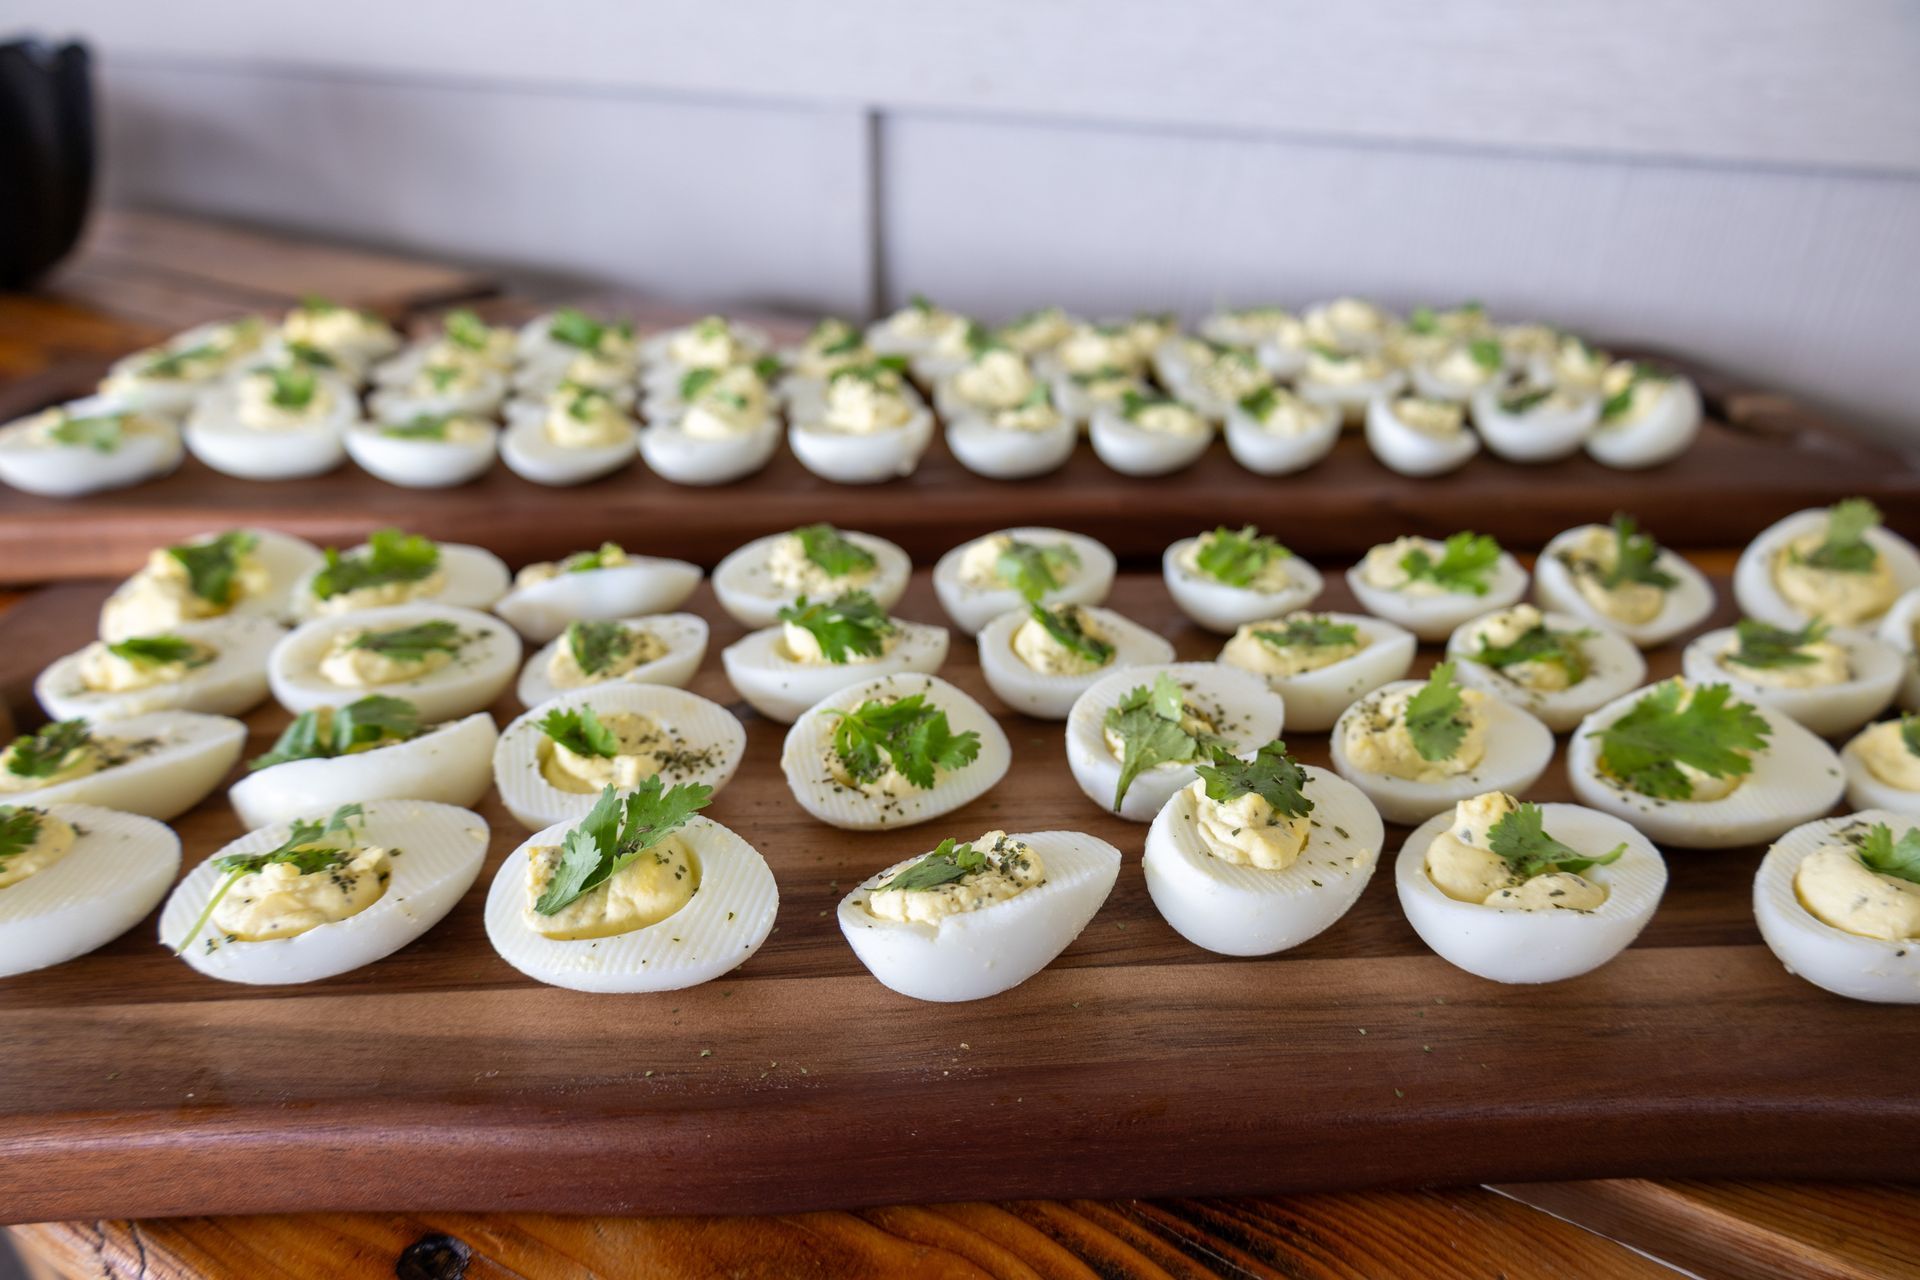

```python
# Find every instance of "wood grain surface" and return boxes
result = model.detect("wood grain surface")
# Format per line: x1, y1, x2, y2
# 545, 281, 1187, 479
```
0, 561, 1913, 1226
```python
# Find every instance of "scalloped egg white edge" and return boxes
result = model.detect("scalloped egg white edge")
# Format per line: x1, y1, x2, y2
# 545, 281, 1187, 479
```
36, 614, 285, 721
2, 710, 245, 821
1681, 627, 1899, 738
1533, 526, 1716, 649
516, 613, 710, 709
0, 805, 181, 978
1752, 808, 1920, 1003
1328, 682, 1556, 827
710, 530, 912, 629
976, 605, 1176, 721
1733, 510, 1920, 630
268, 603, 522, 722
228, 711, 498, 830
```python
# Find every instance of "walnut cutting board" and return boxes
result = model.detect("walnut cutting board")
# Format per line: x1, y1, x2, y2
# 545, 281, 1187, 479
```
0, 566, 1914, 1225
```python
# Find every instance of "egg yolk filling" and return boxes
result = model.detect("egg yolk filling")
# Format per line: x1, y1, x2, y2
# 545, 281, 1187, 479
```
319, 630, 458, 689
820, 375, 913, 434
1719, 634, 1850, 689
666, 317, 747, 369
1124, 399, 1206, 437
1558, 527, 1667, 625
108, 544, 271, 635
281, 303, 389, 357
0, 807, 76, 889
1424, 792, 1608, 911
1856, 720, 1920, 791
315, 570, 449, 618
1359, 537, 1453, 597
781, 618, 899, 666
951, 350, 1035, 411
77, 637, 216, 692
864, 830, 1045, 926
0, 730, 132, 794
1466, 605, 1587, 692
1223, 618, 1367, 679
1772, 534, 1897, 627
767, 532, 877, 596
1186, 777, 1309, 871
548, 624, 666, 689
524, 832, 699, 941
1011, 606, 1112, 676
1795, 839, 1920, 942
234, 367, 335, 431
211, 846, 391, 942
542, 712, 676, 794
544, 386, 632, 450
681, 368, 770, 439
1393, 397, 1467, 439
1342, 686, 1489, 783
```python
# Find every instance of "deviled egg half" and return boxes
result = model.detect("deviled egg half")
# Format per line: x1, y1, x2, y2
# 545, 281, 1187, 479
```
1446, 605, 1647, 733
712, 525, 911, 629
372, 308, 516, 389
1066, 664, 1287, 823
1534, 517, 1715, 648
0, 803, 181, 978
1154, 337, 1272, 419
865, 294, 969, 358
37, 615, 283, 721
1199, 305, 1307, 377
231, 693, 496, 829
162, 800, 486, 985
1585, 361, 1702, 470
486, 780, 778, 992
1567, 678, 1844, 848
1408, 337, 1504, 405
271, 296, 400, 379
1753, 811, 1920, 1002
1300, 297, 1396, 357
637, 313, 770, 380
517, 614, 709, 709
946, 383, 1078, 480
1163, 526, 1323, 633
1878, 588, 1920, 710
788, 359, 934, 484
184, 359, 354, 480
502, 382, 639, 487
1683, 620, 1898, 738
1222, 385, 1340, 476
346, 413, 498, 489
978, 602, 1174, 720
100, 528, 322, 642
1295, 346, 1406, 426
1089, 390, 1214, 477
269, 604, 520, 722
0, 712, 244, 820
996, 306, 1077, 358
493, 544, 701, 643
1396, 792, 1666, 984
492, 683, 745, 831
721, 591, 949, 724
1470, 379, 1598, 464
1331, 662, 1555, 826
781, 672, 1010, 830
1144, 740, 1383, 956
639, 361, 784, 486
1841, 716, 1920, 815
293, 528, 511, 619
1346, 532, 1528, 642
933, 528, 1116, 636
838, 827, 1122, 1002
0, 398, 182, 497
1734, 499, 1920, 630
932, 341, 1039, 422
514, 308, 637, 392
1218, 611, 1417, 732
365, 349, 506, 423
98, 316, 265, 416
1365, 396, 1479, 477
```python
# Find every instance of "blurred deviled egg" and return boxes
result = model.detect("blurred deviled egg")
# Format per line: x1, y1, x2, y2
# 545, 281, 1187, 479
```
721, 591, 949, 724
1735, 499, 1920, 630
1199, 306, 1308, 378
1683, 620, 1898, 738
1409, 337, 1504, 404
1163, 525, 1323, 633
866, 294, 968, 358
978, 602, 1174, 720
100, 528, 321, 642
373, 309, 516, 387
270, 603, 520, 722
1535, 516, 1715, 648
1365, 396, 1479, 477
0, 399, 182, 498
713, 525, 911, 629
1841, 716, 1920, 815
946, 384, 1077, 480
346, 413, 498, 489
1346, 532, 1528, 641
789, 359, 934, 484
1300, 297, 1396, 356
933, 528, 1116, 636
1089, 389, 1213, 477
515, 308, 637, 394
37, 616, 283, 721
98, 316, 265, 416
638, 314, 769, 381
366, 346, 506, 423
639, 362, 782, 486
1470, 378, 1598, 464
1222, 384, 1339, 476
1879, 588, 1920, 710
995, 306, 1077, 358
517, 615, 709, 709
1753, 811, 1920, 1003
293, 528, 510, 619
493, 543, 700, 643
1218, 611, 1416, 732
1295, 346, 1406, 426
1585, 361, 1702, 469
1446, 605, 1646, 733
272, 297, 400, 380
0, 802, 181, 978
0, 712, 244, 820
502, 382, 638, 487
185, 359, 354, 480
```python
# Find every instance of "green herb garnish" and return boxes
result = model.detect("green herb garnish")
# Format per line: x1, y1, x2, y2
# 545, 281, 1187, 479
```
829, 693, 981, 790
249, 695, 421, 771
566, 620, 636, 677
533, 779, 711, 916
1600, 514, 1680, 590
1403, 663, 1470, 762
267, 363, 318, 410
793, 524, 876, 579
1901, 715, 1920, 759
444, 309, 491, 352
0, 807, 44, 867
381, 415, 453, 441
1488, 802, 1625, 880
995, 538, 1080, 603
311, 528, 440, 601
680, 367, 720, 402
1399, 532, 1502, 596
539, 704, 620, 758
1600, 363, 1667, 420
1498, 386, 1554, 416
1192, 526, 1291, 589
1193, 740, 1313, 817
874, 837, 984, 892
1796, 498, 1882, 574
1467, 338, 1503, 372
48, 413, 126, 452
4, 720, 93, 779
1472, 623, 1593, 685
1591, 680, 1771, 800
1238, 385, 1278, 420
778, 592, 895, 663
1254, 616, 1360, 650
1724, 620, 1827, 671
560, 543, 624, 573
166, 531, 259, 606
1029, 603, 1114, 666
1104, 674, 1221, 810
1856, 823, 1920, 886
548, 308, 611, 351
175, 804, 365, 953
347, 620, 462, 663
106, 635, 209, 669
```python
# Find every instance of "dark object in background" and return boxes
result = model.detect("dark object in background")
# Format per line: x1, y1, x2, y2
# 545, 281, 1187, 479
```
0, 38, 93, 289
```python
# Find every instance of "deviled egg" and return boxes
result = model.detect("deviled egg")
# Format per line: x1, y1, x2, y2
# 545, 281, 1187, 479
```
0, 712, 244, 820
293, 528, 510, 619
1143, 741, 1383, 956
638, 362, 783, 486
1683, 621, 1898, 738
1877, 588, 1920, 710
1397, 792, 1666, 984
514, 308, 637, 391
1200, 306, 1308, 377
721, 591, 949, 724
1585, 362, 1702, 469
1089, 390, 1213, 477
1365, 396, 1480, 477
781, 673, 1010, 829
501, 382, 639, 486
1567, 678, 1844, 848
345, 413, 498, 489
1753, 811, 1920, 1002
996, 306, 1077, 357
1346, 532, 1528, 641
1066, 664, 1287, 823
1218, 611, 1417, 732
838, 827, 1121, 1002
492, 684, 745, 831
788, 360, 934, 484
1155, 339, 1272, 419
183, 360, 354, 480
1409, 338, 1504, 404
1163, 526, 1323, 633
273, 297, 400, 378
486, 780, 778, 992
638, 314, 769, 378
1295, 347, 1406, 426
162, 800, 486, 984
1300, 297, 1396, 356
1534, 517, 1715, 648
1446, 605, 1646, 733
0, 803, 181, 977
100, 529, 322, 642
372, 308, 516, 387
945, 384, 1078, 480
1469, 379, 1598, 464
932, 342, 1039, 422
1050, 367, 1149, 429
366, 353, 505, 423
98, 316, 266, 416
493, 544, 701, 643
1841, 717, 1920, 815
269, 603, 520, 722
517, 614, 709, 709
866, 294, 969, 358
712, 525, 911, 629
1222, 385, 1340, 476
231, 694, 496, 829
1734, 499, 1920, 630
0, 399, 182, 497
933, 528, 1116, 636
37, 616, 283, 721
978, 603, 1175, 720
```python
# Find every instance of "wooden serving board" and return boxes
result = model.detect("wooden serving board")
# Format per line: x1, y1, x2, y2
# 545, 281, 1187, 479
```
0, 561, 1914, 1225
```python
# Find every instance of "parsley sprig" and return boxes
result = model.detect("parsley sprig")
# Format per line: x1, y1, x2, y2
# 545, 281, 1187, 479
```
312, 529, 440, 600
1901, 715, 1920, 759
1488, 802, 1625, 879
1254, 616, 1359, 650
534, 779, 711, 916
779, 592, 896, 663
1403, 663, 1470, 762
1796, 498, 1881, 574
381, 414, 454, 440
1592, 680, 1771, 800
1601, 514, 1680, 590
107, 636, 209, 669
175, 804, 365, 952
996, 538, 1080, 603
566, 621, 636, 677
1472, 623, 1593, 685
249, 696, 422, 771
1105, 674, 1223, 810
1856, 823, 1920, 886
1725, 620, 1827, 671
49, 412, 126, 452
874, 837, 986, 892
1193, 526, 1291, 589
560, 543, 624, 573
167, 531, 259, 605
794, 524, 876, 579
1030, 603, 1114, 666
348, 621, 461, 663
1399, 532, 1502, 596
1193, 740, 1313, 818
0, 807, 44, 867
830, 693, 981, 790
5, 720, 93, 779
539, 704, 621, 758
548, 308, 627, 352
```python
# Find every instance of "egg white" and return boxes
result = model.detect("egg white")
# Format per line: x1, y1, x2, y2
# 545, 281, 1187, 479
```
269, 603, 521, 722
494, 557, 702, 643
945, 413, 1078, 480
1087, 405, 1214, 476
486, 812, 777, 993
1533, 525, 1716, 649
1396, 802, 1667, 984
1585, 377, 1702, 470
721, 619, 950, 724
292, 542, 511, 620
516, 612, 709, 709
1753, 809, 1920, 1003
1048, 372, 1145, 428
1143, 765, 1383, 957
0, 805, 180, 978
1734, 509, 1920, 630
837, 829, 1121, 1002
160, 799, 487, 985
1345, 551, 1530, 643
365, 369, 508, 423
1217, 611, 1416, 733
637, 416, 782, 486
1877, 588, 1920, 710
1330, 681, 1555, 826
1566, 682, 1844, 848
932, 527, 1118, 636
1682, 627, 1898, 739
0, 711, 244, 820
1066, 662, 1288, 823
788, 405, 935, 485
101, 528, 323, 642
780, 672, 1011, 830
1221, 401, 1340, 476
345, 420, 499, 489
977, 605, 1176, 720
711, 530, 912, 629
499, 411, 638, 487
1840, 724, 1920, 816
183, 372, 356, 480
635, 319, 771, 368
1162, 539, 1324, 634
0, 396, 184, 498
37, 615, 284, 722
1363, 399, 1480, 477
1296, 368, 1407, 425
1469, 386, 1598, 463
1446, 611, 1648, 733
492, 683, 746, 830
229, 711, 498, 830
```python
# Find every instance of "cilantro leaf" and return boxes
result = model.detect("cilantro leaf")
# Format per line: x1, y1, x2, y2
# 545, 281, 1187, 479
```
1254, 616, 1360, 650
1193, 740, 1313, 818
1498, 386, 1554, 416
49, 413, 126, 452
381, 414, 454, 440
5, 720, 93, 779
1193, 526, 1291, 589
1601, 363, 1667, 420
1602, 514, 1679, 590
0, 807, 43, 867
348, 620, 462, 663
548, 308, 609, 351
1472, 624, 1593, 685
1592, 680, 1771, 800
793, 524, 877, 579
1030, 603, 1114, 666
680, 367, 720, 402
1488, 802, 1625, 879
284, 340, 336, 368
829, 693, 981, 791
1120, 388, 1178, 420
1104, 674, 1217, 810
560, 542, 624, 573
1399, 532, 1502, 596
140, 342, 221, 379
107, 635, 209, 669
534, 778, 712, 915
875, 837, 985, 892
1798, 498, 1881, 574
267, 363, 318, 410
167, 531, 260, 606
1901, 714, 1920, 759
1724, 619, 1827, 671
443, 309, 491, 352
539, 704, 621, 758
312, 528, 440, 600
1856, 823, 1920, 886
1238, 385, 1278, 420
249, 695, 422, 771
778, 592, 896, 663
1467, 338, 1503, 372
1403, 663, 1469, 762
995, 538, 1080, 603
176, 804, 365, 953
566, 620, 636, 677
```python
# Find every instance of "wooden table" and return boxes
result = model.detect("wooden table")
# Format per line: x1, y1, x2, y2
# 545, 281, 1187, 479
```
3, 209, 1918, 1280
